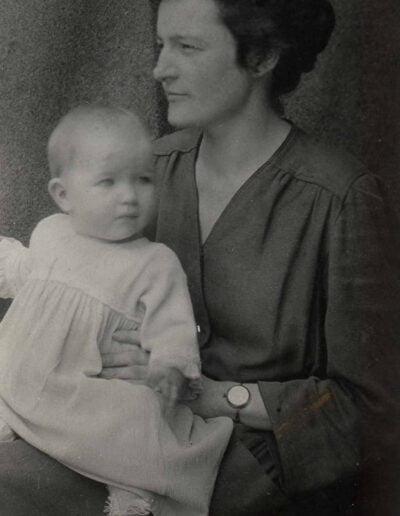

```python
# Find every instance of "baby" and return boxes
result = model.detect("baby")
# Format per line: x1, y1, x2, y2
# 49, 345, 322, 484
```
0, 105, 233, 516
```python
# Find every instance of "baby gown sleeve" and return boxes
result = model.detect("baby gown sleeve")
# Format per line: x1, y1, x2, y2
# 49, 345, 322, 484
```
139, 246, 201, 383
0, 237, 31, 441
0, 238, 31, 298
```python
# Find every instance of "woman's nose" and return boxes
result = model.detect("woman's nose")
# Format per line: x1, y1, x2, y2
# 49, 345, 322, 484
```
153, 48, 177, 82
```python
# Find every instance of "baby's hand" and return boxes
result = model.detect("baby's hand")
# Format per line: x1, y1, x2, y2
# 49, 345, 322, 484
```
146, 364, 185, 409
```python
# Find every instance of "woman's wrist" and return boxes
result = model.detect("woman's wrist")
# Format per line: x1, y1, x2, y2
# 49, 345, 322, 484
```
198, 378, 237, 419
211, 380, 237, 418
202, 378, 272, 430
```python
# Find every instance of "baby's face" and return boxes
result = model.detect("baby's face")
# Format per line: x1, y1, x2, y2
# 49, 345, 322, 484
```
62, 124, 155, 241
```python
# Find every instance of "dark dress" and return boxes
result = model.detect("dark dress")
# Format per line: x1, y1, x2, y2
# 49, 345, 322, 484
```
152, 126, 400, 514
0, 126, 398, 515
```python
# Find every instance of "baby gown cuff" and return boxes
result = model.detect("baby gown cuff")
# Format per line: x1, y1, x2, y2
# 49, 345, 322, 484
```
148, 357, 203, 400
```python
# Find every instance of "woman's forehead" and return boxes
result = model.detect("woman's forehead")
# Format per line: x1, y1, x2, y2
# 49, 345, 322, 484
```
157, 0, 223, 38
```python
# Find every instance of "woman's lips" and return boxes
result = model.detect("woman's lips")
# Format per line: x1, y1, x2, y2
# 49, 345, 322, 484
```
165, 91, 188, 101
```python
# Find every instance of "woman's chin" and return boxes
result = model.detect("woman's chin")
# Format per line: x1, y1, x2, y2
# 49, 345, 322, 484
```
167, 108, 203, 130
168, 116, 190, 130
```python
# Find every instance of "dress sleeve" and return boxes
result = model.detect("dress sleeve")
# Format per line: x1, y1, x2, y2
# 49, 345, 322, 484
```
258, 174, 400, 496
0, 238, 32, 298
139, 247, 201, 382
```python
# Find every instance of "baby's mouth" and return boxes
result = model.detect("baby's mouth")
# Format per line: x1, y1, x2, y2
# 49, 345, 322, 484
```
117, 214, 139, 220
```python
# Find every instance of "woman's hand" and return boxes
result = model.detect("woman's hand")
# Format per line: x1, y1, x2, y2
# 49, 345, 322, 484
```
99, 329, 149, 382
100, 333, 272, 430
183, 375, 235, 419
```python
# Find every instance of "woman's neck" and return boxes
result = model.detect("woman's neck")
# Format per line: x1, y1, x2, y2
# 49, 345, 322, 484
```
198, 102, 291, 179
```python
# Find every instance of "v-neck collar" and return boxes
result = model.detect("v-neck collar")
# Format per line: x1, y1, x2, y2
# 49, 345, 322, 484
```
190, 125, 298, 250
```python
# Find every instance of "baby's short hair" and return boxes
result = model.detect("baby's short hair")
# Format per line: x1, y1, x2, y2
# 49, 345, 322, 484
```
47, 104, 149, 178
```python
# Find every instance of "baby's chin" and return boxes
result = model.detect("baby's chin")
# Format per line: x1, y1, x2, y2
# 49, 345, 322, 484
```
74, 227, 142, 243
94, 232, 142, 243
108, 233, 144, 244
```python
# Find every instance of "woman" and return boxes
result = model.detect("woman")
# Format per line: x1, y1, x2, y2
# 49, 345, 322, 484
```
0, 0, 398, 514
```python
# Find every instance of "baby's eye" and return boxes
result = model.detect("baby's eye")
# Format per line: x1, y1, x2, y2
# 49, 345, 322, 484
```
138, 176, 153, 185
98, 178, 114, 187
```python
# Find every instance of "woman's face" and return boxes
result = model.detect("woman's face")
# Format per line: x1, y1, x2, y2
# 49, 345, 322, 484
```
154, 0, 255, 129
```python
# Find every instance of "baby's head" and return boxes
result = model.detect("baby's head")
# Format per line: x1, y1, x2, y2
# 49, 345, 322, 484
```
48, 105, 155, 242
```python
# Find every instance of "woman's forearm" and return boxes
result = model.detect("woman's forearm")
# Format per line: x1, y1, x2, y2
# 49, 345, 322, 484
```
239, 383, 272, 430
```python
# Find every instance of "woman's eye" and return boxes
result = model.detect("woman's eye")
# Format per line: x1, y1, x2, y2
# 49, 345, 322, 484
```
179, 42, 198, 54
181, 43, 196, 52
156, 40, 164, 55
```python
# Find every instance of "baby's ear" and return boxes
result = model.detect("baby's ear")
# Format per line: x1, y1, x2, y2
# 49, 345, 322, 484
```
48, 178, 70, 212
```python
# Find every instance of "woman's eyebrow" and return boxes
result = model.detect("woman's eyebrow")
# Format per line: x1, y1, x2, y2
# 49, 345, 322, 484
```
158, 34, 205, 45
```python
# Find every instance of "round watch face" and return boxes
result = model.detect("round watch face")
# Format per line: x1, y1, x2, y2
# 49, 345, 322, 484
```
227, 385, 250, 408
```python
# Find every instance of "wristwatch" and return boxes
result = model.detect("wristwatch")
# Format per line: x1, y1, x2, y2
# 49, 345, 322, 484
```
224, 384, 251, 423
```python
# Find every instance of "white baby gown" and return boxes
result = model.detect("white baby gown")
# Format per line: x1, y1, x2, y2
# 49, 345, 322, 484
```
0, 214, 233, 516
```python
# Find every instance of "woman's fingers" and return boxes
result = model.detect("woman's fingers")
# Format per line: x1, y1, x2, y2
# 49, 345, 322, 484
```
99, 365, 148, 381
100, 338, 150, 381
102, 348, 149, 367
112, 329, 141, 345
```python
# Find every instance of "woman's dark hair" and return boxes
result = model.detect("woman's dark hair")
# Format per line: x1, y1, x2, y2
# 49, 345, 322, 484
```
214, 0, 335, 102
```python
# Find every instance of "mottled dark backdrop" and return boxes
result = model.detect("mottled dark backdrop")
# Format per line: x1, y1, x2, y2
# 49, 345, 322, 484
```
0, 0, 399, 316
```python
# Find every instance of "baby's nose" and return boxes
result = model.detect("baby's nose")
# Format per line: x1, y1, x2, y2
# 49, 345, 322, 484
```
120, 185, 138, 203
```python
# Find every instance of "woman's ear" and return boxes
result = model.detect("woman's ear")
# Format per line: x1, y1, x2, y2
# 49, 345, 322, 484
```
251, 49, 280, 77
48, 178, 70, 212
